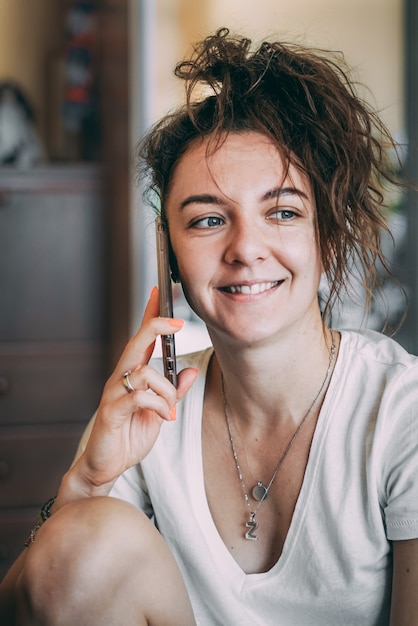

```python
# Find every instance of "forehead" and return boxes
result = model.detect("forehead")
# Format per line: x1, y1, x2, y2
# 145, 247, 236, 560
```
167, 131, 311, 202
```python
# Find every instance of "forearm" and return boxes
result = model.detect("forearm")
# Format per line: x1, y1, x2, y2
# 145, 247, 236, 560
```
54, 457, 117, 510
390, 539, 418, 625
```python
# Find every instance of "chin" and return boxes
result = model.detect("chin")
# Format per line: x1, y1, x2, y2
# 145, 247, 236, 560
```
207, 320, 282, 349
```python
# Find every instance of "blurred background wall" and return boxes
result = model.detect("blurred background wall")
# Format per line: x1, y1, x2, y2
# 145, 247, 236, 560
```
150, 0, 403, 133
0, 1, 63, 147
0, 0, 405, 181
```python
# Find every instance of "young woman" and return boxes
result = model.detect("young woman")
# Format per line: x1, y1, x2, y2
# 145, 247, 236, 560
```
1, 28, 418, 626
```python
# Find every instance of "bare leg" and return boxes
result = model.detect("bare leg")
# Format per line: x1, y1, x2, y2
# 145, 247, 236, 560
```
16, 497, 196, 626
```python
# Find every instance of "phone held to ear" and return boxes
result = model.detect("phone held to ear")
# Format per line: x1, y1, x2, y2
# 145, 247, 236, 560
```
156, 216, 178, 387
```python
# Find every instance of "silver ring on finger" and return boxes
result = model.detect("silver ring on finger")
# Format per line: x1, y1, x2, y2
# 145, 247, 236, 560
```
122, 370, 135, 394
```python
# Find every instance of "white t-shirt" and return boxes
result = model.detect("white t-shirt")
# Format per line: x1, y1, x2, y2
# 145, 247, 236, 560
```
107, 330, 418, 625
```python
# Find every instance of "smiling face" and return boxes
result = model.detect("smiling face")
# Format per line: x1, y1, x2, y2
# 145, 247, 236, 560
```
165, 131, 324, 347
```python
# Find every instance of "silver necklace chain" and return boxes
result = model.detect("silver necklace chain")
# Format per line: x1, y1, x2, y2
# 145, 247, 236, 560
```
222, 331, 336, 541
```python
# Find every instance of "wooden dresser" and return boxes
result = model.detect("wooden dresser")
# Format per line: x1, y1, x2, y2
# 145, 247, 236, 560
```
0, 165, 107, 578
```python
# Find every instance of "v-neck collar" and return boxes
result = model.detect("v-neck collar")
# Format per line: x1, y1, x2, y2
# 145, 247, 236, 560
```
185, 334, 347, 588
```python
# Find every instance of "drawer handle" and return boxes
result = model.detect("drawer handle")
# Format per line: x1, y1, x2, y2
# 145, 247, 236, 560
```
0, 376, 10, 395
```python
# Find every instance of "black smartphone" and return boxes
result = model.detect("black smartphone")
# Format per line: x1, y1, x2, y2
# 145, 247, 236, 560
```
156, 216, 178, 387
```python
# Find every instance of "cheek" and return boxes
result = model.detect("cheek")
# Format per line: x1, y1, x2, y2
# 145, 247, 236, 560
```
172, 235, 212, 278
174, 247, 214, 312
176, 272, 207, 321
284, 235, 323, 284
281, 232, 319, 264
176, 255, 203, 289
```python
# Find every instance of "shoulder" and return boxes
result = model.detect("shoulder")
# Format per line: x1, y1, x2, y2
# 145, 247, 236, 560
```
333, 329, 418, 423
339, 328, 418, 373
330, 331, 418, 539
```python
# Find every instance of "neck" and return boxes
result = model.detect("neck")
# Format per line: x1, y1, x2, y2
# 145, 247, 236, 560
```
209, 324, 336, 429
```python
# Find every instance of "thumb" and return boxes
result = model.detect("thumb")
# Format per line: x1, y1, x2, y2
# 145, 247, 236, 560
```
176, 367, 199, 401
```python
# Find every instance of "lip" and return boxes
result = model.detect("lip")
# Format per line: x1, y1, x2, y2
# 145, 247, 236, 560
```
217, 280, 283, 296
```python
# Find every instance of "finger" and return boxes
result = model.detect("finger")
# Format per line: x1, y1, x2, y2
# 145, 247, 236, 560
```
111, 287, 159, 379
118, 388, 175, 422
102, 366, 199, 427
176, 367, 199, 401
102, 368, 177, 422
114, 366, 198, 413
113, 364, 177, 406
143, 285, 159, 322
125, 365, 199, 407
164, 367, 199, 422
112, 316, 184, 384
132, 286, 159, 364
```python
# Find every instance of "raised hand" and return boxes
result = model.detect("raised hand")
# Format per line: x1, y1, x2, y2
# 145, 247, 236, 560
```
61, 287, 198, 500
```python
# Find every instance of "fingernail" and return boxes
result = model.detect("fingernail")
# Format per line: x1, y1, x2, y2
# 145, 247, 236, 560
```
150, 286, 158, 299
169, 406, 177, 421
169, 318, 184, 329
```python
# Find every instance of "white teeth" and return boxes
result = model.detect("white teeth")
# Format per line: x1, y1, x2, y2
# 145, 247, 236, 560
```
227, 281, 278, 295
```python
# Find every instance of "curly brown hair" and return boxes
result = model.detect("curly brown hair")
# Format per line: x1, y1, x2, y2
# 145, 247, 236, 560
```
137, 27, 402, 322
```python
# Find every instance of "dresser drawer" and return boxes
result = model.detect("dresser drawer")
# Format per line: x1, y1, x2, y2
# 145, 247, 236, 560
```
0, 343, 105, 426
0, 425, 84, 507
0, 184, 105, 342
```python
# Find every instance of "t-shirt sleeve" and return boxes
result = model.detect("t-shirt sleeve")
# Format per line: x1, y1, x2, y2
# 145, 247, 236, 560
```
381, 363, 418, 540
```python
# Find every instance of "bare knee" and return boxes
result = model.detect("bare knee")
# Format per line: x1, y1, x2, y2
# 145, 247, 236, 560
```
18, 498, 138, 622
17, 497, 195, 625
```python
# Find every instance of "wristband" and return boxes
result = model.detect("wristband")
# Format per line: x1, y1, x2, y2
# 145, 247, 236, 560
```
24, 496, 56, 547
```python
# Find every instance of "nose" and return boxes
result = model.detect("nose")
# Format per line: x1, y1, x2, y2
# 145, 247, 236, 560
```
223, 219, 267, 266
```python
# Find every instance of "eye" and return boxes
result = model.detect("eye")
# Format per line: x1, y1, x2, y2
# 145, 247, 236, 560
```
190, 215, 224, 229
268, 209, 298, 222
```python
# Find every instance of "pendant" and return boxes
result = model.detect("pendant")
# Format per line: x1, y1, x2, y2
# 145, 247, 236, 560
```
245, 512, 259, 540
252, 481, 268, 502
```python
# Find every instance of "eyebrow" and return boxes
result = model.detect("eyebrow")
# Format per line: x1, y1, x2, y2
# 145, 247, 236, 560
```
179, 194, 223, 210
178, 187, 309, 210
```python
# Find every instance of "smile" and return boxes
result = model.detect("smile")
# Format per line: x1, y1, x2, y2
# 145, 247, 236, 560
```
221, 281, 282, 295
